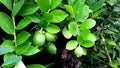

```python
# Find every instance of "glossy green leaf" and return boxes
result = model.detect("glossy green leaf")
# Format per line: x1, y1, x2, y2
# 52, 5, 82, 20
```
12, 0, 25, 17
51, 0, 62, 9
4, 53, 14, 62
27, 12, 41, 23
77, 34, 83, 44
46, 24, 60, 34
1, 40, 14, 52
16, 17, 32, 30
74, 46, 84, 57
16, 31, 31, 45
82, 48, 87, 55
106, 39, 116, 46
0, 46, 14, 55
73, 0, 90, 21
0, 0, 12, 10
43, 12, 53, 23
66, 40, 78, 50
18, 4, 39, 16
81, 29, 90, 40
2, 55, 22, 68
15, 42, 31, 55
64, 5, 74, 16
50, 10, 68, 23
80, 19, 96, 30
82, 40, 94, 48
84, 33, 96, 42
39, 19, 49, 29
23, 46, 40, 56
36, 0, 50, 12
27, 64, 46, 68
0, 12, 14, 34
68, 21, 79, 36
62, 26, 72, 39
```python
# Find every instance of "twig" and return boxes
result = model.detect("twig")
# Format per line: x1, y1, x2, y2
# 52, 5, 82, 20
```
100, 33, 112, 62
12, 16, 17, 47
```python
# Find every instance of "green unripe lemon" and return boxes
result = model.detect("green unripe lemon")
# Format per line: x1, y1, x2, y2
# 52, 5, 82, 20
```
45, 32, 56, 42
33, 31, 45, 47
74, 46, 83, 57
46, 42, 57, 55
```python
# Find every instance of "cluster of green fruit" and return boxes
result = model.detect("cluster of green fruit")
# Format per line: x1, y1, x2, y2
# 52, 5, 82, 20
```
32, 30, 57, 55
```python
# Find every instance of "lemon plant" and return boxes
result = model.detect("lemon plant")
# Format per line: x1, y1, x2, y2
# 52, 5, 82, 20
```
0, 0, 119, 68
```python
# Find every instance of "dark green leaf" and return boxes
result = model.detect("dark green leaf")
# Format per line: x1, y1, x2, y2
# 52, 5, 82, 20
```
16, 17, 32, 30
15, 42, 31, 55
68, 21, 79, 36
107, 0, 117, 6
27, 64, 46, 68
50, 0, 62, 9
16, 31, 31, 45
39, 19, 49, 29
12, 0, 25, 17
18, 4, 39, 16
36, 0, 50, 12
0, 46, 14, 55
104, 30, 115, 35
2, 55, 22, 68
0, 12, 14, 34
80, 19, 96, 30
46, 24, 60, 34
108, 28, 119, 33
23, 46, 40, 56
106, 39, 116, 46
90, 0, 105, 12
66, 40, 78, 50
50, 10, 68, 23
0, 0, 12, 10
92, 9, 106, 18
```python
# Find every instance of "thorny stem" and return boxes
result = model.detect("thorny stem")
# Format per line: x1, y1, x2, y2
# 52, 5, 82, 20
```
12, 16, 17, 47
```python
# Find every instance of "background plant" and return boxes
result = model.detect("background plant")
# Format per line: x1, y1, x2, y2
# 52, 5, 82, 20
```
0, 0, 120, 68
